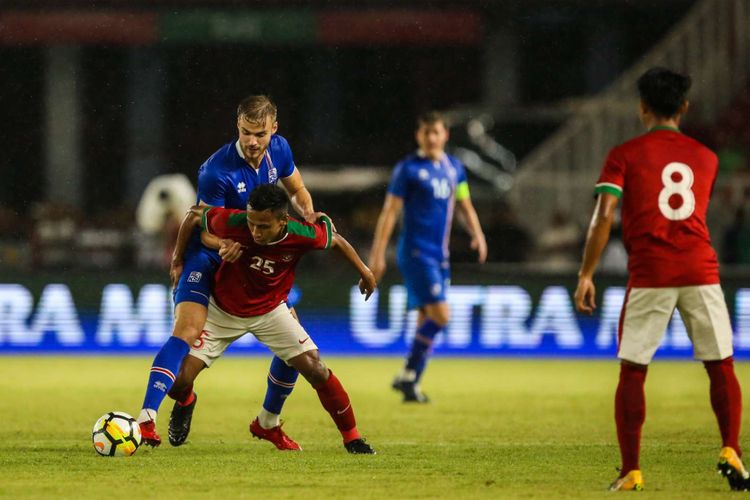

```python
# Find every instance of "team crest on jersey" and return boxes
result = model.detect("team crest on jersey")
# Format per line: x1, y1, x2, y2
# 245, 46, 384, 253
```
431, 283, 442, 297
187, 271, 203, 283
281, 254, 293, 262
237, 182, 247, 193
418, 169, 430, 180
268, 165, 278, 184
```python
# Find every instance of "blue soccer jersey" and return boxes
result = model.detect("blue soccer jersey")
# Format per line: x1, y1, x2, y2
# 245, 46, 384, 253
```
388, 151, 469, 309
388, 152, 468, 263
174, 134, 296, 306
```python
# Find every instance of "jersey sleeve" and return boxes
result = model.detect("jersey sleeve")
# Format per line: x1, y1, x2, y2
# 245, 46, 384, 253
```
595, 147, 626, 198
274, 135, 296, 179
197, 162, 229, 206
201, 208, 247, 239
387, 161, 408, 198
286, 216, 333, 251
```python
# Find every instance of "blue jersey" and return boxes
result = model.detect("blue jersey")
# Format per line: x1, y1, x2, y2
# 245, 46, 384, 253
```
174, 134, 296, 306
387, 152, 467, 263
197, 135, 296, 209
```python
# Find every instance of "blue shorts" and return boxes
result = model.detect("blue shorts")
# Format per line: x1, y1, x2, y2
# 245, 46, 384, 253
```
397, 253, 450, 309
173, 248, 221, 307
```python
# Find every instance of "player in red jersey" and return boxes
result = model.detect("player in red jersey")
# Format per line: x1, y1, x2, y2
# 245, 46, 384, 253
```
164, 183, 377, 454
575, 67, 748, 491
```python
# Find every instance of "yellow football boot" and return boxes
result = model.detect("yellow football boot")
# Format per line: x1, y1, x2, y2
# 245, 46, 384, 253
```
608, 470, 644, 491
718, 447, 750, 491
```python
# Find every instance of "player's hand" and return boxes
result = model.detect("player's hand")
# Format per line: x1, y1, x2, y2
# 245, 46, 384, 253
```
218, 239, 243, 263
306, 211, 337, 232
358, 267, 377, 301
574, 276, 596, 314
169, 258, 184, 289
369, 256, 386, 282
471, 233, 488, 264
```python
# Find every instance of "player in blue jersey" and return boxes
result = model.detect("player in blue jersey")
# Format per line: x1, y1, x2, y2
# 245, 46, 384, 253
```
369, 111, 487, 403
137, 96, 314, 449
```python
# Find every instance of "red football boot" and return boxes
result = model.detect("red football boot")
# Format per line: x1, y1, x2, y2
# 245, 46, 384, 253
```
249, 417, 301, 451
139, 420, 162, 447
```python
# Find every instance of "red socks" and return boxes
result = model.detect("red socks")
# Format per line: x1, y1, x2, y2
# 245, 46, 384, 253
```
704, 357, 743, 455
615, 362, 647, 476
168, 384, 194, 406
313, 370, 360, 443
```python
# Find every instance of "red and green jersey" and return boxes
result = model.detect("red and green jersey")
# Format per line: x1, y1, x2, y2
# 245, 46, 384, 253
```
201, 207, 333, 316
595, 126, 719, 287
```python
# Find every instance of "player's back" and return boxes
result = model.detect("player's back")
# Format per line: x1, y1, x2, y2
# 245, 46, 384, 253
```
603, 127, 719, 287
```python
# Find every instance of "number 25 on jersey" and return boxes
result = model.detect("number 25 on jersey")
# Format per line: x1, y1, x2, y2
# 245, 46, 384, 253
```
658, 162, 695, 221
250, 256, 275, 274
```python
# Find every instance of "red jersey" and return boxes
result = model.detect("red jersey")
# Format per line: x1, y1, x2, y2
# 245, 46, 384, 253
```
201, 208, 333, 316
595, 126, 719, 287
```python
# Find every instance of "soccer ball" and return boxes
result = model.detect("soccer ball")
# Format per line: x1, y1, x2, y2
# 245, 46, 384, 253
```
92, 411, 142, 457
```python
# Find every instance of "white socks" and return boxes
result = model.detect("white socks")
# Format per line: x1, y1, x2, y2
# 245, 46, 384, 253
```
137, 408, 157, 424
258, 408, 281, 429
398, 369, 417, 382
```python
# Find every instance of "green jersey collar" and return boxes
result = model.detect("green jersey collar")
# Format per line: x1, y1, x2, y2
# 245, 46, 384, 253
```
649, 125, 680, 133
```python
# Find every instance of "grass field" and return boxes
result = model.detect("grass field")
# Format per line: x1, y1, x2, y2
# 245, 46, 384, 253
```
0, 356, 748, 499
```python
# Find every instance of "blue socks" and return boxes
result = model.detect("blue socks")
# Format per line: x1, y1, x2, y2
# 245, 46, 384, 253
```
141, 336, 190, 414
405, 319, 442, 382
263, 355, 299, 414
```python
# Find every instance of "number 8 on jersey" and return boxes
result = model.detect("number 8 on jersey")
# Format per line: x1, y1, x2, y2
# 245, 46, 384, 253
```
659, 162, 695, 221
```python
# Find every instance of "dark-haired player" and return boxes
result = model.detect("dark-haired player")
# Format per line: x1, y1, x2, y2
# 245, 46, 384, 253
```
574, 67, 748, 491
137, 96, 312, 450
369, 111, 487, 403
166, 184, 377, 454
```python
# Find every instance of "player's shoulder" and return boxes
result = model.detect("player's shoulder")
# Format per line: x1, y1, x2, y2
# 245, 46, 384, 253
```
679, 133, 718, 161
268, 134, 292, 155
284, 217, 318, 240
395, 153, 422, 171
200, 141, 238, 175
207, 206, 246, 221
445, 153, 464, 169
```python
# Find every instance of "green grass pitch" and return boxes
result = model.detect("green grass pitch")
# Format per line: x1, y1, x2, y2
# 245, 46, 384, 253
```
0, 356, 747, 498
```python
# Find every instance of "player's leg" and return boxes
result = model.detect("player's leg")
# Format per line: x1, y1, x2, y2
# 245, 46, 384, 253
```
411, 302, 449, 381
609, 287, 676, 491
287, 350, 374, 454
167, 355, 206, 446
163, 298, 248, 447
250, 303, 374, 453
392, 257, 448, 403
138, 301, 207, 446
678, 284, 748, 489
257, 306, 300, 432
610, 360, 648, 491
138, 253, 216, 446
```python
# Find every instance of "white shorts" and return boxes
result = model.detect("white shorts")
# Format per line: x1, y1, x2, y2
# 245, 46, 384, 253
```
189, 299, 317, 367
617, 284, 733, 365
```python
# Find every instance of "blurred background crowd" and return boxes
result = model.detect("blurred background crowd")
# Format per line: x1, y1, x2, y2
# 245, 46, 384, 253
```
1, 0, 749, 275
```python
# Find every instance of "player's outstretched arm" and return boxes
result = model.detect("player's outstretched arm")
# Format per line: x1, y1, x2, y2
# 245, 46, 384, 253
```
170, 206, 206, 287
574, 193, 619, 314
369, 194, 403, 281
456, 197, 487, 264
330, 232, 377, 300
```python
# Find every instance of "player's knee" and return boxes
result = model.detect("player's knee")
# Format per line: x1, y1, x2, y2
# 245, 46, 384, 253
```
426, 307, 450, 326
289, 351, 328, 385
172, 303, 208, 343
